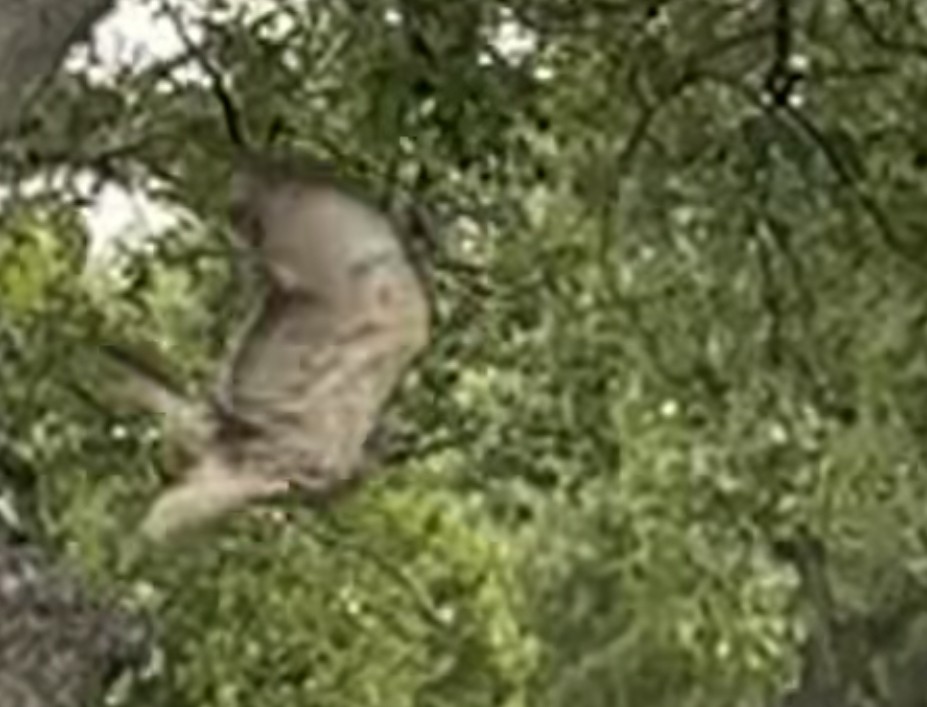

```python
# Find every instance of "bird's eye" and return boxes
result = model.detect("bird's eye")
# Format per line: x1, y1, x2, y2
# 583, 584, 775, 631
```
230, 203, 264, 245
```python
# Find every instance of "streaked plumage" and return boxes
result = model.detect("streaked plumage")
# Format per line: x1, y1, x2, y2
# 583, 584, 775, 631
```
109, 157, 431, 540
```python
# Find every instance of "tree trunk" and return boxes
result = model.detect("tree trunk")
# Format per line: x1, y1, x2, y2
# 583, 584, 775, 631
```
0, 0, 115, 137
0, 539, 149, 707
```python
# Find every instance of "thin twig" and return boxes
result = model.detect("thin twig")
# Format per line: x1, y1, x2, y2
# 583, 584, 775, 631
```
158, 1, 248, 147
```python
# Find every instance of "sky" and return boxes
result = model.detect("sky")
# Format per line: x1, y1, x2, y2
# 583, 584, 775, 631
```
67, 0, 188, 260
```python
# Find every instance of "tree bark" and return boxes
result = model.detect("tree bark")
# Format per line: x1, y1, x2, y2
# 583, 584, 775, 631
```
0, 0, 115, 138
0, 539, 149, 707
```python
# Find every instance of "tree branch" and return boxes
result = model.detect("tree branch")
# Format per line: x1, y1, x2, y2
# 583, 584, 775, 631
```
0, 0, 115, 138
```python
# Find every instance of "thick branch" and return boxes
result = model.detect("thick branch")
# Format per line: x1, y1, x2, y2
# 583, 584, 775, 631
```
0, 540, 149, 706
0, 0, 115, 138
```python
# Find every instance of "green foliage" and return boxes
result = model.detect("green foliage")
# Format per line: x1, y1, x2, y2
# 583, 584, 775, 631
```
4, 0, 927, 705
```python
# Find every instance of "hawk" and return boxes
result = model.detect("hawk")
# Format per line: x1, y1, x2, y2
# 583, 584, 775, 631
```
106, 156, 431, 540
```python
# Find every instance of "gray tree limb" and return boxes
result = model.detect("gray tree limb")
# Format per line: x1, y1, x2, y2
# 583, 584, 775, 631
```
0, 0, 115, 138
0, 540, 149, 707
